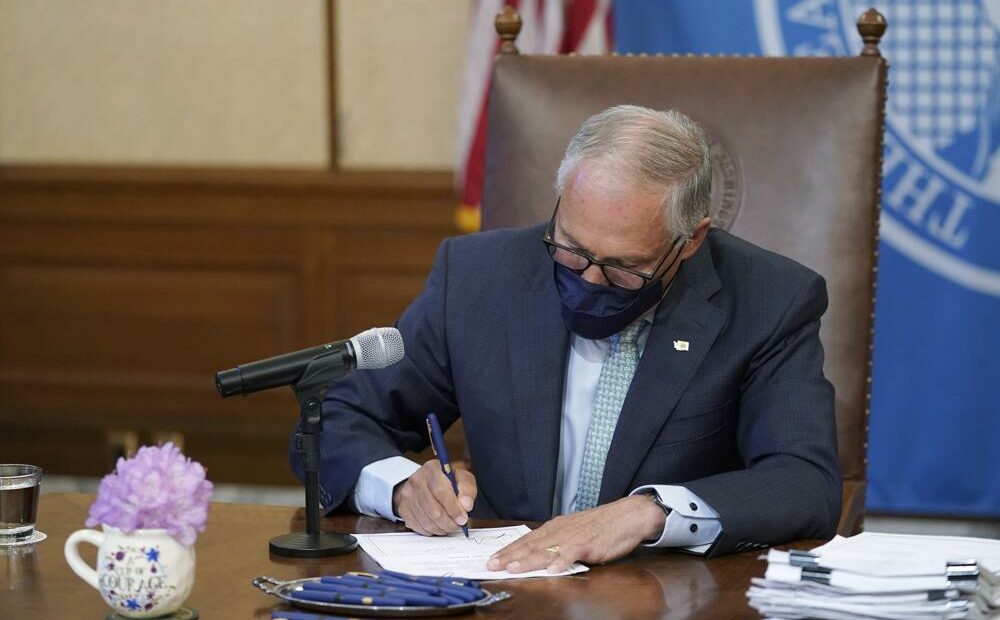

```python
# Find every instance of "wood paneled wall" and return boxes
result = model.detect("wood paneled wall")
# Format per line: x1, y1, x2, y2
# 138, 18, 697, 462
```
0, 166, 457, 485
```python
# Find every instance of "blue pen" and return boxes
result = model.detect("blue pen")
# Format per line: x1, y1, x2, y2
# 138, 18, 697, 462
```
323, 574, 464, 595
377, 569, 480, 588
378, 569, 481, 589
289, 589, 408, 606
326, 575, 468, 604
344, 570, 482, 596
271, 611, 358, 620
425, 413, 469, 537
301, 581, 452, 607
374, 575, 481, 602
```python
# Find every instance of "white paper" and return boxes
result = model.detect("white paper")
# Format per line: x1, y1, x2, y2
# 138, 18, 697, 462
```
748, 582, 979, 620
810, 532, 1000, 580
765, 562, 967, 593
749, 532, 1000, 620
352, 525, 589, 580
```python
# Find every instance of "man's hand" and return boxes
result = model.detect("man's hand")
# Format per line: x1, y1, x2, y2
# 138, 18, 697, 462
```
393, 460, 476, 536
487, 495, 665, 573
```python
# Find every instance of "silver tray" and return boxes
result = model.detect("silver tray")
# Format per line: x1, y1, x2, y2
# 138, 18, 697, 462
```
253, 576, 512, 617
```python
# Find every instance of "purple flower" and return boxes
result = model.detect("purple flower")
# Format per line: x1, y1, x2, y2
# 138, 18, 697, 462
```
86, 443, 213, 546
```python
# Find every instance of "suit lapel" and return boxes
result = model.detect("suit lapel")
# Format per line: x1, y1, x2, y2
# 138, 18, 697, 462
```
507, 246, 569, 520
598, 239, 726, 504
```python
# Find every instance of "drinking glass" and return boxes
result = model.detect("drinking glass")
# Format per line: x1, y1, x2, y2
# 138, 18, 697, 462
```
0, 464, 42, 544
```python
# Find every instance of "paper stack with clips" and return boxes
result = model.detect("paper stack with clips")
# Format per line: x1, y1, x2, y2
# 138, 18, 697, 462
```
748, 532, 1000, 620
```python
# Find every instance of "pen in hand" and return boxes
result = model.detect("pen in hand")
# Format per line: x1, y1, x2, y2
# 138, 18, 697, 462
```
425, 412, 469, 538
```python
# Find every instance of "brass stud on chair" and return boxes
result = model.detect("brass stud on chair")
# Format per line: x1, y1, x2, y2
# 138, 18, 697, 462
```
857, 8, 887, 57
495, 5, 522, 55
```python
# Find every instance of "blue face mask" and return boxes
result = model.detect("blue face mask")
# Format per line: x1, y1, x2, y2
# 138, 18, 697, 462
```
554, 262, 672, 340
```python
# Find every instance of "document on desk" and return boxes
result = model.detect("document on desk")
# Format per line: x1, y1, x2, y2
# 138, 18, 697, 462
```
352, 525, 589, 580
750, 531, 1000, 620
811, 532, 1000, 579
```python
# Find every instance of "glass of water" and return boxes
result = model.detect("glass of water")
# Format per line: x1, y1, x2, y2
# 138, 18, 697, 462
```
0, 464, 42, 544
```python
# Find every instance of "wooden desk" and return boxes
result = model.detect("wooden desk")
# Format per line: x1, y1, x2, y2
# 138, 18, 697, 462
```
2, 493, 795, 619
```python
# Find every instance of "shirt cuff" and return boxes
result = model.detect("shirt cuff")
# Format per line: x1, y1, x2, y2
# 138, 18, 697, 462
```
353, 456, 421, 522
630, 484, 723, 554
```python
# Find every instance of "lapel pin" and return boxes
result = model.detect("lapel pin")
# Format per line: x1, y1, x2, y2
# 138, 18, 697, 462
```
673, 340, 690, 351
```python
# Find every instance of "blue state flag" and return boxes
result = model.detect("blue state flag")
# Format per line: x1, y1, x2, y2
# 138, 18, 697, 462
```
616, 0, 1000, 517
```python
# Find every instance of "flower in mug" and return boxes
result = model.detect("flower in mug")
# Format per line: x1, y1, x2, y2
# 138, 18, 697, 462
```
86, 443, 213, 546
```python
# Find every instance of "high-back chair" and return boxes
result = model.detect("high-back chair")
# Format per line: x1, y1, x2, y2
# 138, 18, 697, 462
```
480, 7, 888, 535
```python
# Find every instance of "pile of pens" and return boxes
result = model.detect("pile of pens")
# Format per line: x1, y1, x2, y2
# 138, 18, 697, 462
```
282, 569, 487, 610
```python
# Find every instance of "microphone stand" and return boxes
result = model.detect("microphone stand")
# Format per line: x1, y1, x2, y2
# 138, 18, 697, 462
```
268, 351, 358, 558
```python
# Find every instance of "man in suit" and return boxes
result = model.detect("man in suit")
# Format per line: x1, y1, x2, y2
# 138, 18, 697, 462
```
291, 105, 840, 569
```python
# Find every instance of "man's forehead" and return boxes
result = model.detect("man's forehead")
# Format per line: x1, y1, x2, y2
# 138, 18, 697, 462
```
556, 187, 672, 263
562, 163, 670, 215
559, 179, 669, 231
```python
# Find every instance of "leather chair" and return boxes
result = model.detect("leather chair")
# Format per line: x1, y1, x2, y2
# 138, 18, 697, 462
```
479, 7, 888, 536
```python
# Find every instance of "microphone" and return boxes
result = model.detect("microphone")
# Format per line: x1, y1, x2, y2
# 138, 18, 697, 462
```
215, 327, 404, 397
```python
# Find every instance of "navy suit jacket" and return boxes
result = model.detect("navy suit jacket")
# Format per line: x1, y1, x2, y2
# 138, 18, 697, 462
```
291, 224, 841, 556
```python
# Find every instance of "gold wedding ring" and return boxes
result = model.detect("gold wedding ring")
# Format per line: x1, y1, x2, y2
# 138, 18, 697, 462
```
546, 545, 561, 555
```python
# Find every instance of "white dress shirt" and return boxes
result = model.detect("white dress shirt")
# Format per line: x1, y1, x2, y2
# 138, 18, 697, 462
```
352, 318, 723, 554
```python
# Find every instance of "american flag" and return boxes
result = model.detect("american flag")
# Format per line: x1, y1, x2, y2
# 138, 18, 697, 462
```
456, 0, 614, 232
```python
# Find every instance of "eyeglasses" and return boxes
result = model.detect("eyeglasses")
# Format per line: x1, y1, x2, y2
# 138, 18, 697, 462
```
542, 198, 685, 290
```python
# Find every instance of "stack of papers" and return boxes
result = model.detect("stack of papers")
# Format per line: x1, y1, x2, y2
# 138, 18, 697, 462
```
747, 532, 1000, 619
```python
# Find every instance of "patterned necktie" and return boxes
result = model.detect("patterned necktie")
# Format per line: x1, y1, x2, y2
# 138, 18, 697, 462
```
573, 320, 646, 511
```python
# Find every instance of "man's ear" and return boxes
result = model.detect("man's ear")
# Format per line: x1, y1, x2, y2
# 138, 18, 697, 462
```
680, 217, 712, 260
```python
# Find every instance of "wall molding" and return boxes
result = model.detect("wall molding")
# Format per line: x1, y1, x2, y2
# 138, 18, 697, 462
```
0, 164, 458, 484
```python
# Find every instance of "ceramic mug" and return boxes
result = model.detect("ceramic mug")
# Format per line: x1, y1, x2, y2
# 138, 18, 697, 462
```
64, 525, 195, 618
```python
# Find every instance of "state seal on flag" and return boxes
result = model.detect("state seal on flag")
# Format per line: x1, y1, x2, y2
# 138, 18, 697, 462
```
754, 0, 1000, 296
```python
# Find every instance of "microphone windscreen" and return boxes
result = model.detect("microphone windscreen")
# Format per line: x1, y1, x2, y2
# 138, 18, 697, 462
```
350, 327, 405, 369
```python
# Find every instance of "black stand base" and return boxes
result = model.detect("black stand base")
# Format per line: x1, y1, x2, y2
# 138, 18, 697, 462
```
269, 532, 358, 558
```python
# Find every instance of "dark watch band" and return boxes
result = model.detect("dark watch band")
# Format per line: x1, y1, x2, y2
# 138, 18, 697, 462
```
641, 492, 672, 543
644, 491, 673, 517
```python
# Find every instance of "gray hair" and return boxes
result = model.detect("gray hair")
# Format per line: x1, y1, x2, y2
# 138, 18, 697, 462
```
554, 105, 713, 239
